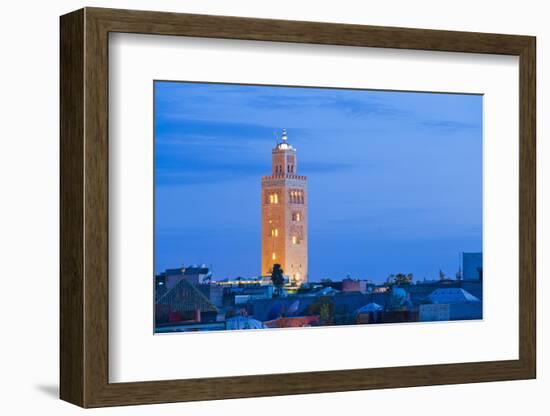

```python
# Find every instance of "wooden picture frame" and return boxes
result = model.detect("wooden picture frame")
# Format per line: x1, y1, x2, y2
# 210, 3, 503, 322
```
60, 7, 536, 408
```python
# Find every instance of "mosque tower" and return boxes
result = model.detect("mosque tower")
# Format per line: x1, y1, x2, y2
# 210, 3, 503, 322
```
261, 129, 308, 286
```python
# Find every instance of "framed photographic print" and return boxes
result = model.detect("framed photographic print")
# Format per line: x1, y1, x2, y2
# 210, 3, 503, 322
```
60, 7, 536, 408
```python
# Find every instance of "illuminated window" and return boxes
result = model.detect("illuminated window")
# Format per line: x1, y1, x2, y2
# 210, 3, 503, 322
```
272, 252, 276, 260
292, 236, 297, 244
289, 189, 304, 204
269, 193, 279, 204
292, 212, 302, 222
271, 228, 279, 237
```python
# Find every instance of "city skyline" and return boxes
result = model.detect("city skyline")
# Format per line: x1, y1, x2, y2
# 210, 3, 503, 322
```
154, 81, 482, 283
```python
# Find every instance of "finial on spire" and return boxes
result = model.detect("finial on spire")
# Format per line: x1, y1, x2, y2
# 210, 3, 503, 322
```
281, 129, 287, 142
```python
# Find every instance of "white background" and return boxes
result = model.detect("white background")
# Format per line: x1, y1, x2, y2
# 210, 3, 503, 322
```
0, 0, 546, 414
110, 34, 519, 382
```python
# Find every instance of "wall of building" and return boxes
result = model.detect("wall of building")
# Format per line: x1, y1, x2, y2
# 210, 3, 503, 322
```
342, 279, 369, 294
462, 252, 483, 280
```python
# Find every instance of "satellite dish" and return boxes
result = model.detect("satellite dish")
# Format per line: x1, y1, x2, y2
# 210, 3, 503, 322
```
286, 300, 300, 316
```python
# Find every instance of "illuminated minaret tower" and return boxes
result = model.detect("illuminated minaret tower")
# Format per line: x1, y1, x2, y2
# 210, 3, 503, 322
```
261, 129, 308, 286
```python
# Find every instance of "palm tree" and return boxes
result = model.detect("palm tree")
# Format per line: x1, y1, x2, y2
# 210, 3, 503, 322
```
394, 273, 413, 285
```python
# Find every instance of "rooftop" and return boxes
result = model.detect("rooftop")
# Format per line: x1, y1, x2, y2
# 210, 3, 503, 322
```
427, 288, 480, 304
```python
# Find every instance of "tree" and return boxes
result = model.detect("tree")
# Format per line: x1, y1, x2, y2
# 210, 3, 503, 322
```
394, 273, 413, 285
308, 296, 335, 325
271, 264, 285, 296
386, 273, 413, 286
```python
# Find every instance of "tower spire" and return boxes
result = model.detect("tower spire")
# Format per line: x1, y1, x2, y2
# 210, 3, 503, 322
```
281, 128, 287, 142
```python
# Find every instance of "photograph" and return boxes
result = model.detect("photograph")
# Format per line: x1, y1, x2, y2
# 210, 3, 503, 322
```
153, 81, 483, 333
49, 4, 538, 410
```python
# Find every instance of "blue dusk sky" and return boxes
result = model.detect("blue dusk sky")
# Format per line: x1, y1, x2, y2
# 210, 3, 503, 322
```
154, 81, 482, 283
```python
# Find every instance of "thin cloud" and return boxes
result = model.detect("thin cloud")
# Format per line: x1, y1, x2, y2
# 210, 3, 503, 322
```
419, 119, 481, 132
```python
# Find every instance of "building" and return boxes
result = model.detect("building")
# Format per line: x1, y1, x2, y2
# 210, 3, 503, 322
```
462, 252, 483, 280
422, 287, 482, 321
264, 316, 319, 328
342, 278, 369, 294
234, 285, 275, 306
155, 278, 218, 325
154, 274, 168, 301
426, 288, 480, 304
196, 283, 224, 308
261, 129, 308, 286
181, 265, 212, 285
226, 316, 266, 330
156, 264, 212, 291
215, 277, 268, 286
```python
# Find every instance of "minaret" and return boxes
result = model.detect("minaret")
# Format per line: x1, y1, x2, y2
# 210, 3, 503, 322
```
261, 129, 308, 286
